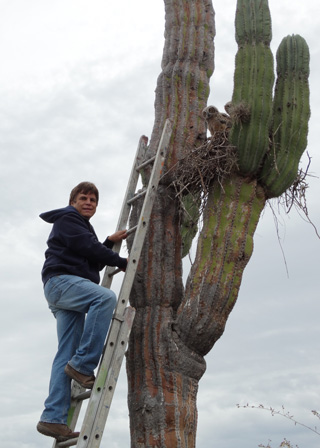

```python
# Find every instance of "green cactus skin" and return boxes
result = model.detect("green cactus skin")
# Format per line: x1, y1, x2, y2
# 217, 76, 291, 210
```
259, 34, 310, 198
230, 0, 274, 177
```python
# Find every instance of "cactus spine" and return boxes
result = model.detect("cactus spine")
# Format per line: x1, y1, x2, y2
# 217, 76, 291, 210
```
259, 34, 310, 197
230, 0, 274, 176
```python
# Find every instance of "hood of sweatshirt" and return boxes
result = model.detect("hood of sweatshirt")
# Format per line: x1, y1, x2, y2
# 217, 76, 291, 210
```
40, 205, 82, 224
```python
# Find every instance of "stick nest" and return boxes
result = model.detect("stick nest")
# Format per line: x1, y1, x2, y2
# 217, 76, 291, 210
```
171, 132, 238, 206
169, 132, 317, 237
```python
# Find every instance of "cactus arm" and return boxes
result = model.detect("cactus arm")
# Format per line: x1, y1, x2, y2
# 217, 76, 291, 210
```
176, 176, 266, 355
260, 34, 311, 198
229, 0, 274, 177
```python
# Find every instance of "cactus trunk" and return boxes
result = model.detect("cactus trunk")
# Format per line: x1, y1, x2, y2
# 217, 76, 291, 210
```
126, 0, 215, 446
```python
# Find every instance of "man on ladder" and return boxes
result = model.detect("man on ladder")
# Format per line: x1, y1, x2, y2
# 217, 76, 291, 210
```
37, 181, 128, 443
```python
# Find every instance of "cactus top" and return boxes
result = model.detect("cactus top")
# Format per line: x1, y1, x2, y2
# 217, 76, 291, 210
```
235, 0, 272, 46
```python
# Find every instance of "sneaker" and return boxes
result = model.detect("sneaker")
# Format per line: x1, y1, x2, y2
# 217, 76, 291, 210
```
37, 421, 79, 441
65, 363, 95, 389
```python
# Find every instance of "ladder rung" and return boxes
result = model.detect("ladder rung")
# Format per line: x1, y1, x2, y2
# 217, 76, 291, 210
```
135, 155, 156, 171
74, 390, 91, 402
56, 437, 79, 447
108, 267, 121, 278
113, 312, 125, 323
126, 189, 147, 205
127, 225, 138, 236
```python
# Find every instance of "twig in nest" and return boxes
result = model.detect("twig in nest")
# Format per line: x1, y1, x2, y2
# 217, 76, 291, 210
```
274, 153, 319, 239
283, 154, 311, 214
171, 132, 238, 213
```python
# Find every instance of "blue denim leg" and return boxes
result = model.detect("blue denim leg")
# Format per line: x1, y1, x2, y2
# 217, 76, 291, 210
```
40, 309, 84, 424
40, 274, 117, 424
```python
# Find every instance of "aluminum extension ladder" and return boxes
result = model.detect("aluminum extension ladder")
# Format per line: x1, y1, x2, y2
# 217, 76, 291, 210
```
53, 119, 172, 448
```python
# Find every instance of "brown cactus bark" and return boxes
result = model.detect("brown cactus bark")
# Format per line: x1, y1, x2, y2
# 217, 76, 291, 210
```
148, 0, 215, 179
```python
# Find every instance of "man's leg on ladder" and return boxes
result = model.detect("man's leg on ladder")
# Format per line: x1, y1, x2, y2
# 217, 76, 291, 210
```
37, 274, 116, 440
37, 305, 84, 440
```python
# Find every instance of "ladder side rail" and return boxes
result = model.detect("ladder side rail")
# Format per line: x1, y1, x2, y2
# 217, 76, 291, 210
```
55, 309, 129, 448
52, 383, 85, 448
101, 134, 148, 289
67, 383, 86, 429
98, 118, 171, 380
75, 119, 172, 448
76, 307, 135, 448
110, 118, 172, 316
75, 308, 128, 440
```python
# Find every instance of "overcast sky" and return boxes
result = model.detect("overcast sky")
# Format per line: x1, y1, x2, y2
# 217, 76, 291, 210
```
0, 1, 319, 448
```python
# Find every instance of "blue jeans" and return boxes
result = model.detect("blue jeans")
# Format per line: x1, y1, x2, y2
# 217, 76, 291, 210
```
40, 274, 117, 424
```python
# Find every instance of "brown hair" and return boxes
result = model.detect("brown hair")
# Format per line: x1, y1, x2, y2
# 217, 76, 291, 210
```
69, 182, 99, 205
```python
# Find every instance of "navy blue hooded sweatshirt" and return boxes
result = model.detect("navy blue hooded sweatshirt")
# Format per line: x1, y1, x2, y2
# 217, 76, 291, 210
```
40, 205, 127, 285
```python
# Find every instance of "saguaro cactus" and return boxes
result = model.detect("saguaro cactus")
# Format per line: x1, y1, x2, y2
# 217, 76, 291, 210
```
126, 1, 310, 447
